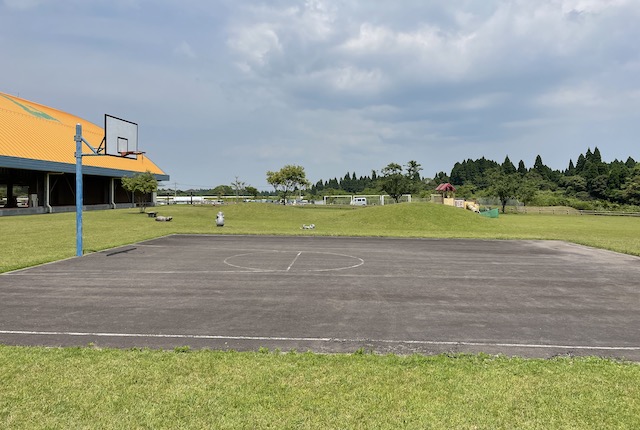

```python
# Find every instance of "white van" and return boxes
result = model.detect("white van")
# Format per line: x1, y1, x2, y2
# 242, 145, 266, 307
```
351, 197, 367, 206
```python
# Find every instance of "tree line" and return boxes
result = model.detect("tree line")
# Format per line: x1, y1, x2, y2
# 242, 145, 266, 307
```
308, 147, 639, 210
159, 147, 639, 211
443, 148, 639, 211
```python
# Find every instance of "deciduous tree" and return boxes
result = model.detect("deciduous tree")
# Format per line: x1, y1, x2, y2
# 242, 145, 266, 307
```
266, 165, 310, 205
121, 170, 158, 212
487, 169, 518, 213
379, 163, 410, 203
245, 186, 259, 200
231, 176, 246, 202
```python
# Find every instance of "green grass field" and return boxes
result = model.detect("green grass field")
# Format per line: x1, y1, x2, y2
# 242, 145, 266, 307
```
1, 203, 640, 429
1, 347, 639, 429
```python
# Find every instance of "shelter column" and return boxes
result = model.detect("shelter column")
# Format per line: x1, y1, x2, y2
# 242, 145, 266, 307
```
44, 173, 52, 213
109, 178, 116, 209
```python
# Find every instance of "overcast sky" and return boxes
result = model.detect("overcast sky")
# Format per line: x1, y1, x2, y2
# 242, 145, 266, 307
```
2, 0, 639, 190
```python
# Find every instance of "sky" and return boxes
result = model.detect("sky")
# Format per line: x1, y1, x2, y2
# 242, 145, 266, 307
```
2, 0, 639, 191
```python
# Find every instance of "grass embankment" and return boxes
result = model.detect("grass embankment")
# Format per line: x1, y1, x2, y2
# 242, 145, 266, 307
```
1, 346, 639, 429
1, 203, 638, 272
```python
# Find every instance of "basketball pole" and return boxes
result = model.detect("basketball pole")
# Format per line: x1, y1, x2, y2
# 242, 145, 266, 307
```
74, 123, 102, 257
75, 124, 83, 257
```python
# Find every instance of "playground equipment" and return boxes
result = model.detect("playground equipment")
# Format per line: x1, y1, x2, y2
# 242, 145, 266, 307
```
480, 208, 499, 218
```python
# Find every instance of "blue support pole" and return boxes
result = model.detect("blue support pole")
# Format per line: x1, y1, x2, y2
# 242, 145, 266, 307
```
75, 124, 83, 257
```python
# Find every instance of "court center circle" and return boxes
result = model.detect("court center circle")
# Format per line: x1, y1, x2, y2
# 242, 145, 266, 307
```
224, 251, 364, 272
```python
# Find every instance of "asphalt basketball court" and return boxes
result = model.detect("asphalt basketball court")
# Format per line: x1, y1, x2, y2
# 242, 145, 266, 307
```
1, 234, 639, 360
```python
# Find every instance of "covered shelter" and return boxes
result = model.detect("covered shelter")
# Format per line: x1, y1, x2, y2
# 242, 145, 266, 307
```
431, 182, 457, 205
435, 182, 457, 197
0, 92, 169, 216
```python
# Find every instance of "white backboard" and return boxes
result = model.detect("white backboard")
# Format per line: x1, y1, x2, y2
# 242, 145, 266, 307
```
105, 115, 138, 157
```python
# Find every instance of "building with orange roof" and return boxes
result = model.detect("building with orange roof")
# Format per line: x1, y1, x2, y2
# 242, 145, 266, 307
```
0, 92, 169, 215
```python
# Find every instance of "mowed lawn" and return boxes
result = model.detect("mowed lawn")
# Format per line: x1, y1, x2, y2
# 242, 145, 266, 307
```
2, 347, 639, 429
1, 203, 640, 429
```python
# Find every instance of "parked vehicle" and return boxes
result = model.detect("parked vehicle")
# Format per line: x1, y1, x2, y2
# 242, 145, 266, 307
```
351, 197, 367, 206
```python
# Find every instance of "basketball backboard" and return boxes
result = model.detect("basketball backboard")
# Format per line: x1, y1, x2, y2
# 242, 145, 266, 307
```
104, 115, 139, 158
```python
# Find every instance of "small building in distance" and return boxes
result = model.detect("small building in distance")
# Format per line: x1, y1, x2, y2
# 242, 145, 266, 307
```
432, 183, 479, 212
432, 182, 457, 205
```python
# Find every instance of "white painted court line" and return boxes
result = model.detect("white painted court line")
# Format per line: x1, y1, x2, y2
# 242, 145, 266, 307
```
287, 251, 303, 271
223, 250, 365, 273
1, 330, 639, 351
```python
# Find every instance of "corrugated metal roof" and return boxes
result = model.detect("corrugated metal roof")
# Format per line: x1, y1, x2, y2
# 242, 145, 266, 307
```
0, 92, 168, 179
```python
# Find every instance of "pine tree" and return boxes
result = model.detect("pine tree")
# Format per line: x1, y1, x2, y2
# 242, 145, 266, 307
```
585, 148, 593, 162
575, 154, 586, 173
517, 160, 527, 176
341, 173, 353, 193
502, 156, 516, 174
592, 147, 602, 164
533, 155, 544, 171
625, 157, 636, 169
450, 162, 465, 185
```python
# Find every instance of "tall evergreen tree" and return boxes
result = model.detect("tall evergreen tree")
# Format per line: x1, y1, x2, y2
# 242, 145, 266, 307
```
608, 162, 629, 191
326, 178, 339, 189
592, 147, 602, 164
575, 153, 586, 173
450, 162, 465, 184
533, 155, 544, 171
502, 156, 517, 174
585, 148, 593, 162
434, 171, 450, 183
625, 157, 636, 169
517, 160, 527, 176
341, 173, 353, 192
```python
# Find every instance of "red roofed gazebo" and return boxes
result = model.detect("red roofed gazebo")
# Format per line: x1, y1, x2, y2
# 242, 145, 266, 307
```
435, 183, 456, 198
435, 183, 456, 192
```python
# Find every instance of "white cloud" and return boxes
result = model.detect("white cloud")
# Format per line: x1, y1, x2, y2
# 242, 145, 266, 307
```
228, 23, 283, 71
295, 0, 337, 41
3, 0, 640, 187
340, 22, 476, 83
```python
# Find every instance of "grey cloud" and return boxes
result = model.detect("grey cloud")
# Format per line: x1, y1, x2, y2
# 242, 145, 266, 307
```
2, 0, 639, 188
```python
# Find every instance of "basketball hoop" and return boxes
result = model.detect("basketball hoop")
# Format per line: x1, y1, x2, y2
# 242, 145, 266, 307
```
119, 151, 145, 157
